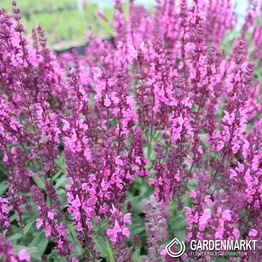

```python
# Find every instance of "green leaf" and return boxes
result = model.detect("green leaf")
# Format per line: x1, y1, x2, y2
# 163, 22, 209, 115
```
55, 153, 67, 174
187, 179, 197, 191
105, 237, 115, 262
52, 170, 63, 181
32, 175, 45, 190
54, 174, 70, 189
10, 213, 18, 223
56, 188, 68, 207
14, 245, 27, 253
130, 223, 145, 235
23, 221, 34, 235
22, 203, 38, 222
94, 235, 108, 258
47, 249, 60, 261
28, 231, 42, 248
26, 247, 43, 261
126, 195, 144, 214
2, 229, 7, 237
28, 231, 48, 255
168, 201, 178, 213
37, 237, 48, 256
173, 228, 187, 242
0, 180, 7, 195
172, 216, 187, 230
132, 247, 141, 262
71, 243, 83, 257
49, 257, 67, 262
182, 194, 193, 207
14, 245, 39, 262
7, 233, 23, 242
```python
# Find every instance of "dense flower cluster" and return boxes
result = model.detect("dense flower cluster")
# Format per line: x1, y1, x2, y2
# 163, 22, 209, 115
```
0, 235, 30, 262
1, 0, 262, 261
142, 195, 169, 262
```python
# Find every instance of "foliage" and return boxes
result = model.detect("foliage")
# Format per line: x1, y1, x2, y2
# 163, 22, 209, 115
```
0, 0, 124, 44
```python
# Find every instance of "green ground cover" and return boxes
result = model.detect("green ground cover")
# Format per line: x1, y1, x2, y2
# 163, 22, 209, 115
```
1, 0, 120, 45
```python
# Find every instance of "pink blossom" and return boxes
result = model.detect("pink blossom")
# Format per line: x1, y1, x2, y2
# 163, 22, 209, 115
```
221, 210, 231, 221
199, 209, 211, 231
248, 229, 258, 237
35, 218, 43, 229
17, 249, 30, 262
107, 220, 122, 242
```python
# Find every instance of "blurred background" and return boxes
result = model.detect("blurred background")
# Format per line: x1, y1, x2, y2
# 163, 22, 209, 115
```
1, 0, 248, 50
